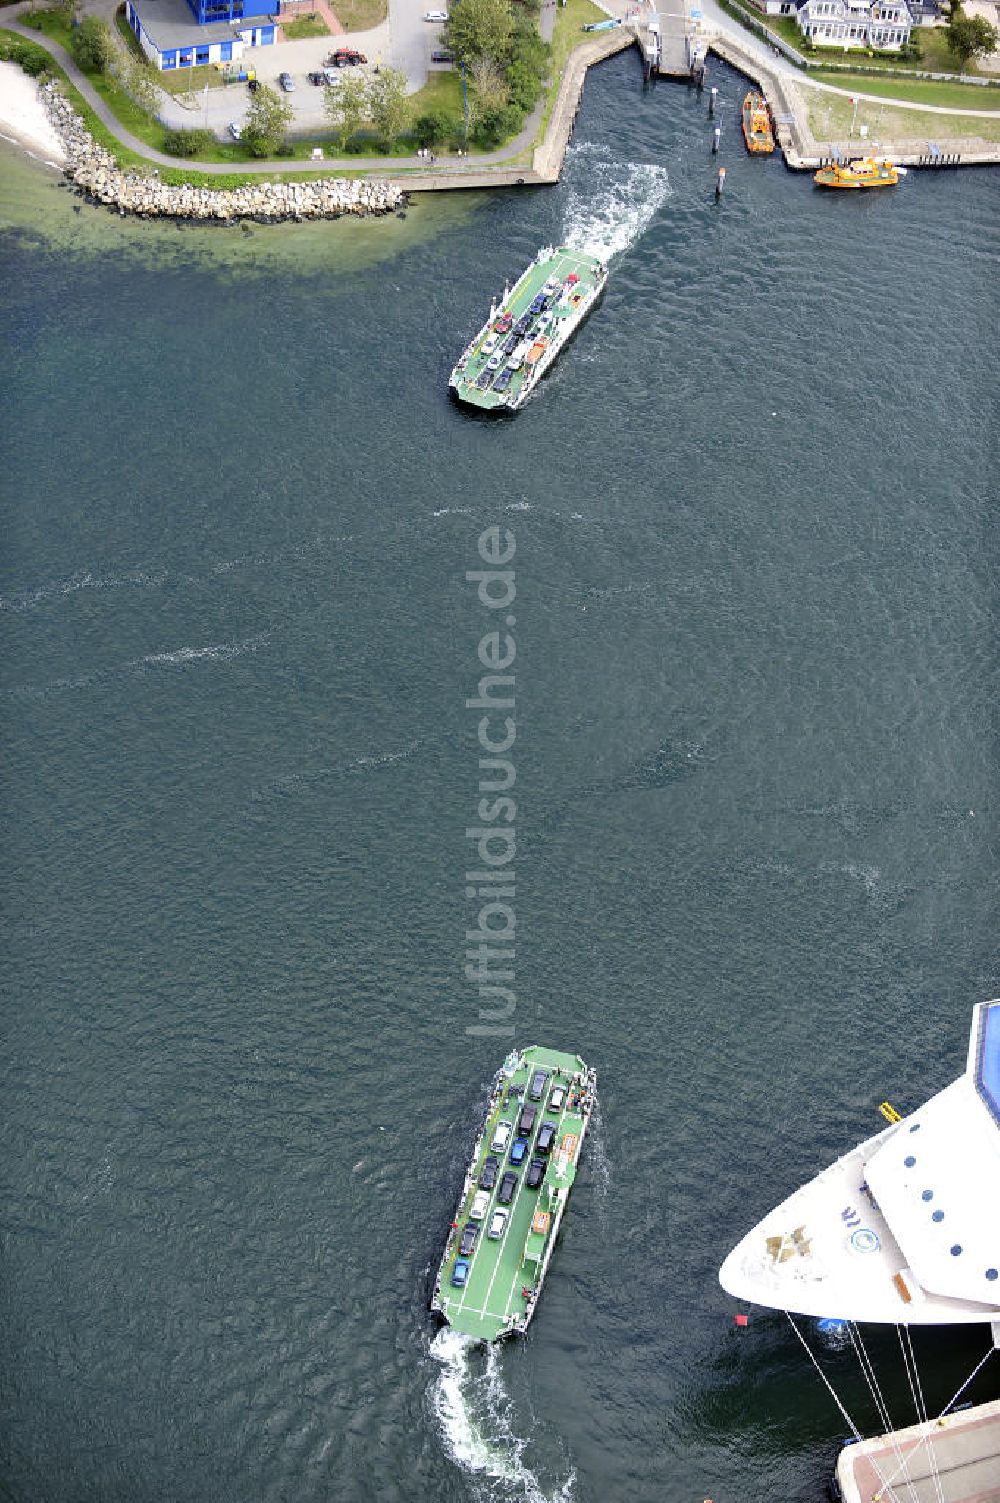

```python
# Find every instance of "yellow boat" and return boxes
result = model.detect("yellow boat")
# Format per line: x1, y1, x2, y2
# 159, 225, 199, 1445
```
741, 92, 774, 155
814, 157, 901, 189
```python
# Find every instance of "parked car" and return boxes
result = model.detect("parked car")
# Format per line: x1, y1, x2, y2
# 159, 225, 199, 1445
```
494, 314, 513, 334
518, 1104, 537, 1136
430, 47, 454, 61
498, 1171, 517, 1205
323, 68, 341, 85
330, 47, 366, 64
481, 334, 499, 356
459, 1222, 478, 1257
494, 368, 513, 393
488, 1209, 508, 1240
491, 1119, 512, 1152
479, 1155, 499, 1190
528, 1069, 549, 1101
423, 8, 448, 19
549, 1083, 566, 1112
228, 120, 242, 140
486, 352, 503, 372
536, 1121, 556, 1156
526, 1158, 545, 1189
278, 72, 295, 91
509, 1136, 528, 1166
470, 1189, 490, 1220
307, 71, 326, 85
451, 1258, 470, 1287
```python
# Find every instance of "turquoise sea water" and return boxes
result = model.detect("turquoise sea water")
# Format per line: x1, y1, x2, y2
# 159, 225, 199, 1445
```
2, 52, 999, 1503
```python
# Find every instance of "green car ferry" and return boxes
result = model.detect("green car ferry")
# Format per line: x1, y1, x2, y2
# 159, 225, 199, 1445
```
449, 247, 608, 413
430, 1046, 596, 1341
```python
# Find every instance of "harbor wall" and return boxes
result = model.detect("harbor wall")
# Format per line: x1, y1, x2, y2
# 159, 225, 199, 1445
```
704, 29, 1000, 168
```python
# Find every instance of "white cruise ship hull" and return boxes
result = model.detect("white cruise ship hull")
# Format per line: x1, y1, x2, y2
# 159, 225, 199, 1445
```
720, 999, 1000, 1326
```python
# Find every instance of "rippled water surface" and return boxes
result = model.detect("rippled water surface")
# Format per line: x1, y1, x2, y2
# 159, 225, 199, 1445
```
2, 52, 999, 1503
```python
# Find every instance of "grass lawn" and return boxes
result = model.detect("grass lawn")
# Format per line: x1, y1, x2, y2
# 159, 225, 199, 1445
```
806, 88, 1000, 140
551, 0, 610, 75
283, 12, 330, 37
536, 0, 608, 139
406, 68, 463, 120
21, 6, 74, 48
809, 69, 1000, 106
329, 0, 387, 33
158, 63, 227, 93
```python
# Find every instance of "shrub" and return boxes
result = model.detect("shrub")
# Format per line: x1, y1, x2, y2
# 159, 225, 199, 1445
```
413, 109, 454, 147
70, 15, 113, 72
0, 36, 51, 73
19, 44, 48, 73
162, 126, 214, 156
471, 102, 522, 146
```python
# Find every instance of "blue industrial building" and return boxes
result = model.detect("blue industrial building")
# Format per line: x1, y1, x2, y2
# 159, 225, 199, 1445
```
125, 0, 277, 70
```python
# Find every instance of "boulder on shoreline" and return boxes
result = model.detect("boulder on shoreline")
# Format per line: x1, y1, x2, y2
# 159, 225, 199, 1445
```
39, 83, 405, 224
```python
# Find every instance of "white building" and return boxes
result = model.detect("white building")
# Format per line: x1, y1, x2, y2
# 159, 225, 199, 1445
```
795, 0, 914, 48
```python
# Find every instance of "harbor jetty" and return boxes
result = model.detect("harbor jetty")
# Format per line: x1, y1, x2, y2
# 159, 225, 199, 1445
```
835, 1396, 1000, 1503
40, 82, 403, 222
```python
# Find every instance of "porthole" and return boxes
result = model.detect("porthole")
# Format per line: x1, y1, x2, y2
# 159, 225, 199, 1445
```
921, 1190, 933, 1202
986, 1269, 998, 1282
904, 1155, 916, 1168
950, 1244, 963, 1257
932, 1211, 944, 1223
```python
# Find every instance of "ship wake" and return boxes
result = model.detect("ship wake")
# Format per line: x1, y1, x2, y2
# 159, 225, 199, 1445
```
561, 142, 671, 262
429, 1329, 575, 1502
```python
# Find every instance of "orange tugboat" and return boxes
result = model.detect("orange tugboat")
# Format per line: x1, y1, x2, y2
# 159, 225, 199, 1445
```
741, 91, 774, 154
814, 157, 902, 189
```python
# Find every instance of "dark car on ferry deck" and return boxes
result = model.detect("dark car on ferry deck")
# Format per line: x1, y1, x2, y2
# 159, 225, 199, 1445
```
518, 1104, 537, 1136
536, 1121, 556, 1156
526, 1158, 545, 1189
480, 1155, 499, 1189
528, 1069, 549, 1101
509, 1135, 528, 1165
493, 368, 513, 394
498, 1171, 518, 1205
459, 1222, 478, 1257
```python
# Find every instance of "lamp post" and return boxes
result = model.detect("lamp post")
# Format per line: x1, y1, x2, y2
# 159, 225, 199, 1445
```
461, 58, 469, 144
849, 93, 859, 135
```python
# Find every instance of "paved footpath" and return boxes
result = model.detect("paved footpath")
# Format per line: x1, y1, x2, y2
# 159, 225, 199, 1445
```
3, 4, 557, 176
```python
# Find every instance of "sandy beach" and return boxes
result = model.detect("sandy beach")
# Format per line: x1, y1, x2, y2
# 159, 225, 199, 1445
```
0, 59, 66, 164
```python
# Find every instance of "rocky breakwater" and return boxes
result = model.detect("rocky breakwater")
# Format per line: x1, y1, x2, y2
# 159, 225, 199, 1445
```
40, 82, 404, 222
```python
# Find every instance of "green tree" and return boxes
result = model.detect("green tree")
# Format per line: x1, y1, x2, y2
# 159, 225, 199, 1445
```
367, 67, 408, 147
115, 48, 160, 115
946, 5, 997, 67
325, 72, 369, 149
443, 0, 514, 66
470, 55, 510, 116
243, 83, 293, 156
412, 109, 454, 148
71, 16, 114, 72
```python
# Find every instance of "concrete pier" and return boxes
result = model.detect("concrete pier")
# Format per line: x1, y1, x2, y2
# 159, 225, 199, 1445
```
637, 0, 706, 76
835, 1398, 1000, 1503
